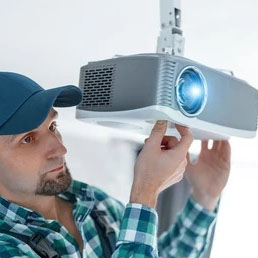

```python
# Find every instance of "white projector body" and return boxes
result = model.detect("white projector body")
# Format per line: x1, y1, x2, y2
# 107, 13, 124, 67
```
76, 54, 258, 139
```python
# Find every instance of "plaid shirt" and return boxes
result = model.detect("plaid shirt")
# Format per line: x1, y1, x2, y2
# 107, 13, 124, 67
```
0, 180, 216, 257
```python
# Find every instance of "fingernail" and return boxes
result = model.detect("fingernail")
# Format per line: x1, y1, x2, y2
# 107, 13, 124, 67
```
156, 120, 166, 125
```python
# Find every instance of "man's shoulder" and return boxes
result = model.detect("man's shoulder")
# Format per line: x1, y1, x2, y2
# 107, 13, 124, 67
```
91, 185, 125, 213
90, 185, 116, 202
72, 179, 122, 203
72, 180, 125, 221
91, 185, 126, 225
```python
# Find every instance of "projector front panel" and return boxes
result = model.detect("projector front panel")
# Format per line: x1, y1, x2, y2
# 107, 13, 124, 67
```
173, 56, 258, 131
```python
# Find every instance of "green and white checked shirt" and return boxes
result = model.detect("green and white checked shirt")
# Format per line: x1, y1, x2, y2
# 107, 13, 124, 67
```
0, 180, 217, 257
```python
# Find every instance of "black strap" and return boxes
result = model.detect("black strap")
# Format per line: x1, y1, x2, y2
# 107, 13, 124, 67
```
91, 208, 116, 258
0, 228, 60, 258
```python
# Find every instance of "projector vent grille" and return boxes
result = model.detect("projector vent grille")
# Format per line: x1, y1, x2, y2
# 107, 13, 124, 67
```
79, 65, 115, 109
157, 60, 176, 107
257, 100, 258, 130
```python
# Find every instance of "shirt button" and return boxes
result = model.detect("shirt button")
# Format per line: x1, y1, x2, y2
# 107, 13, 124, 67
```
77, 214, 83, 221
195, 241, 202, 250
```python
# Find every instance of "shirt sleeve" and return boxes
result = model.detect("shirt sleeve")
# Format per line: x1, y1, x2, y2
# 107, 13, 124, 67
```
112, 203, 159, 257
157, 196, 217, 258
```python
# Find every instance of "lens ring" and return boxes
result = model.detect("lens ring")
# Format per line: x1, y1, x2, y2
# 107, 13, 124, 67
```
175, 66, 208, 117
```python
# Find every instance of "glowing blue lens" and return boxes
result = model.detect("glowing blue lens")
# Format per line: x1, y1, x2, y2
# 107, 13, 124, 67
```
176, 67, 207, 116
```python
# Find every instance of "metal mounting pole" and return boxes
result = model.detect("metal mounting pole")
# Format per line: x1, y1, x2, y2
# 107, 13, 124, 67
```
157, 0, 185, 56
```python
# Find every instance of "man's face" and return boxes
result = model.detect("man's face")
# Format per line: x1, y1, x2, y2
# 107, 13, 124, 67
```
0, 109, 72, 198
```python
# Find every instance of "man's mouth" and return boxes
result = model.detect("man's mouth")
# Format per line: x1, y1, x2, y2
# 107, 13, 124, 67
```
47, 165, 64, 173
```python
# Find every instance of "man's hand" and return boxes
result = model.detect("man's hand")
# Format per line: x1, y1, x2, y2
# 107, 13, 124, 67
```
130, 121, 193, 209
186, 140, 231, 211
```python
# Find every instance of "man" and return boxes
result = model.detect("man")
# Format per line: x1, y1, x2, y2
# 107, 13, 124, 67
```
0, 72, 231, 257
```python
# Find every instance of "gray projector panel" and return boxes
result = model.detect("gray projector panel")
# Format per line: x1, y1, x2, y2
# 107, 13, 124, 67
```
79, 55, 170, 111
78, 54, 258, 131
173, 56, 258, 131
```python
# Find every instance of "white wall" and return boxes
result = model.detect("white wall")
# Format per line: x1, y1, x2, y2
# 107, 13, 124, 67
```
1, 0, 258, 257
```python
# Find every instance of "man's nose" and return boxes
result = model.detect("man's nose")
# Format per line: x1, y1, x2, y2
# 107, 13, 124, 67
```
46, 134, 67, 160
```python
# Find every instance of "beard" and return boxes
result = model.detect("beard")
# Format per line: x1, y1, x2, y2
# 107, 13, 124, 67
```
35, 162, 72, 196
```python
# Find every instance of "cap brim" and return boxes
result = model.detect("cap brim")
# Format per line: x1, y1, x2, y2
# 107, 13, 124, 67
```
0, 85, 82, 135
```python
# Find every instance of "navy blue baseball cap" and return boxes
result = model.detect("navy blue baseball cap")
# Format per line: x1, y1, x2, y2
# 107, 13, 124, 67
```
0, 72, 82, 135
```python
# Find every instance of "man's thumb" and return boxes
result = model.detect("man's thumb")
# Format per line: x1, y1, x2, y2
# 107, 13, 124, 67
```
148, 120, 168, 146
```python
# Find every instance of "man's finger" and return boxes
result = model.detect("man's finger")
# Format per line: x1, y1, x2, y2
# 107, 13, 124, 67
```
212, 140, 221, 151
147, 120, 168, 147
144, 138, 149, 144
201, 140, 208, 150
186, 152, 192, 165
174, 124, 193, 153
219, 140, 231, 161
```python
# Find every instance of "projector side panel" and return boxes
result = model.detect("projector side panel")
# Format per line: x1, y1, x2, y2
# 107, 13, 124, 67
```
111, 56, 160, 111
201, 70, 258, 131
78, 56, 164, 112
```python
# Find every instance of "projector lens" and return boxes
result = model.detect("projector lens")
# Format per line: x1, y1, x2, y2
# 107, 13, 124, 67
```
176, 66, 208, 117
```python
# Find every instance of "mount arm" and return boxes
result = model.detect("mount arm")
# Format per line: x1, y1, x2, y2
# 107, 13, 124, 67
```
157, 0, 185, 56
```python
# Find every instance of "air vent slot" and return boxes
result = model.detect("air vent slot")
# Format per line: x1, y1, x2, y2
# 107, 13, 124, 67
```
257, 99, 258, 130
157, 60, 176, 107
79, 65, 115, 109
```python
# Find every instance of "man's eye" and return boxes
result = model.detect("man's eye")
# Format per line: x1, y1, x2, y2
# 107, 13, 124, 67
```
21, 136, 33, 144
49, 122, 58, 132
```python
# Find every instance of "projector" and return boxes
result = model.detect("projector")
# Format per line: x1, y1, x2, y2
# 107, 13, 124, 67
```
76, 53, 258, 139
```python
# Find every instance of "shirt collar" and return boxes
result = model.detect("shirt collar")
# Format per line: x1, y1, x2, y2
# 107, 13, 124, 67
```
0, 180, 95, 224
